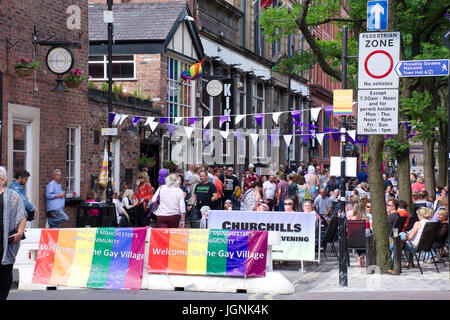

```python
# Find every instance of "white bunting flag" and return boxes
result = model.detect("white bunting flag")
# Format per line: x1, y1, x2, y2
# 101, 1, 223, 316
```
112, 114, 121, 126
283, 134, 292, 146
184, 126, 194, 139
144, 116, 155, 126
174, 116, 183, 124
250, 133, 259, 147
203, 116, 212, 128
310, 107, 321, 122
119, 114, 128, 125
272, 112, 282, 125
149, 121, 159, 132
235, 114, 246, 125
348, 129, 356, 142
316, 133, 325, 146
220, 130, 230, 140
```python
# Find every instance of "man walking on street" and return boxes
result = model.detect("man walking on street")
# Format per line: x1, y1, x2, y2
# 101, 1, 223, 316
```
9, 170, 38, 222
263, 175, 276, 211
45, 169, 68, 228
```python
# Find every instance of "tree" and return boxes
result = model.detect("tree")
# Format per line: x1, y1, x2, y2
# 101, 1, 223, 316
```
260, 0, 449, 273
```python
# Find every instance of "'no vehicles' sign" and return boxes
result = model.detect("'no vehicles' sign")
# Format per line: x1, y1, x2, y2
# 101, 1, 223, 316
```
357, 32, 400, 135
358, 32, 400, 89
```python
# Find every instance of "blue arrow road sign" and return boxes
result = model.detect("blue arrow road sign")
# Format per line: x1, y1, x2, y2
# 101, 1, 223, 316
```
367, 1, 388, 31
394, 60, 449, 77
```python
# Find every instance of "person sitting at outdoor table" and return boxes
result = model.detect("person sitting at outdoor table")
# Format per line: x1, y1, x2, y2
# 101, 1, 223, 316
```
314, 188, 333, 227
348, 203, 369, 267
386, 198, 400, 234
399, 207, 434, 267
397, 200, 410, 232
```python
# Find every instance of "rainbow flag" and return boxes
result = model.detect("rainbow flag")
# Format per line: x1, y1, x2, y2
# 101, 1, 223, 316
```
32, 228, 147, 290
181, 59, 204, 80
148, 229, 268, 277
333, 89, 354, 115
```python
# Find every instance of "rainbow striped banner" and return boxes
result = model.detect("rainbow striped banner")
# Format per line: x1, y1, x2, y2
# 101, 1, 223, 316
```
32, 228, 147, 290
148, 229, 268, 277
333, 89, 354, 115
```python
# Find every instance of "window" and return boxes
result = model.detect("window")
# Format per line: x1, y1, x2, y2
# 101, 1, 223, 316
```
67, 126, 81, 197
288, 32, 295, 57
272, 30, 281, 57
253, 0, 265, 56
240, 0, 246, 47
88, 55, 136, 80
12, 122, 29, 177
167, 56, 195, 126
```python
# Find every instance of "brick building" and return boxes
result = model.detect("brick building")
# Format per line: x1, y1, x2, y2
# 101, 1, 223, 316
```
0, 0, 159, 228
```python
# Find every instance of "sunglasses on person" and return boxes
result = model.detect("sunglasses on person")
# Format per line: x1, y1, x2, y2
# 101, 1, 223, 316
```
284, 202, 293, 206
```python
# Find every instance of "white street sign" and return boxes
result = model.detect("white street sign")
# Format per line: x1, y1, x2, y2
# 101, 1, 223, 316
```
101, 128, 118, 136
357, 89, 398, 135
358, 32, 401, 89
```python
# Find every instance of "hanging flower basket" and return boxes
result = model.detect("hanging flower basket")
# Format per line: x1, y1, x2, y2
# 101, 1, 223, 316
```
63, 68, 88, 89
14, 67, 34, 77
64, 80, 81, 88
13, 59, 40, 78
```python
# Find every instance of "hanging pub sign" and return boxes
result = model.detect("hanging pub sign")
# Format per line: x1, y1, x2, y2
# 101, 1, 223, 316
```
45, 46, 75, 92
206, 79, 223, 97
221, 78, 233, 131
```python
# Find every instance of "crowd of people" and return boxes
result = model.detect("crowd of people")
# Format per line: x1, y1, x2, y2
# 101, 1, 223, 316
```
104, 162, 448, 270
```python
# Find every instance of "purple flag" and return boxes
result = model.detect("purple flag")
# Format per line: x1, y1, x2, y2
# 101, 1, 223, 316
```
219, 115, 230, 127
167, 124, 176, 136
203, 129, 211, 140
267, 134, 273, 144
160, 117, 168, 124
132, 116, 141, 127
291, 110, 301, 120
301, 135, 309, 144
109, 112, 116, 125
255, 114, 264, 126
324, 106, 333, 118
188, 117, 198, 125
405, 121, 411, 132
332, 132, 340, 142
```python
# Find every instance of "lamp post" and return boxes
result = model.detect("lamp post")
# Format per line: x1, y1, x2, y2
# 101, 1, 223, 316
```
338, 25, 348, 287
105, 0, 114, 205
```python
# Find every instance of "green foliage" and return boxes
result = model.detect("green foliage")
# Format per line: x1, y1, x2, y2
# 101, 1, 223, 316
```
401, 91, 439, 142
384, 138, 410, 160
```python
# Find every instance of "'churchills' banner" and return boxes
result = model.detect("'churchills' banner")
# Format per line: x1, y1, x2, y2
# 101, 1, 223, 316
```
32, 228, 147, 290
208, 211, 318, 261
148, 229, 268, 277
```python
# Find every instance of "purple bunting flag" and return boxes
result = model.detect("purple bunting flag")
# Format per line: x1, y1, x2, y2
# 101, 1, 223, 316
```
219, 115, 230, 127
203, 129, 211, 140
188, 117, 199, 125
132, 116, 141, 127
324, 105, 333, 118
109, 112, 116, 125
167, 124, 177, 136
160, 117, 168, 124
255, 114, 264, 126
291, 110, 301, 120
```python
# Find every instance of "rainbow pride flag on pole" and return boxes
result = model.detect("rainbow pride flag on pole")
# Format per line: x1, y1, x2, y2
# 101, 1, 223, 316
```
32, 228, 147, 290
333, 89, 354, 115
148, 229, 268, 277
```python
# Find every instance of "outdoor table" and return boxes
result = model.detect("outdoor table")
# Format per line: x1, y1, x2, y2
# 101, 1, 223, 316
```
76, 202, 116, 227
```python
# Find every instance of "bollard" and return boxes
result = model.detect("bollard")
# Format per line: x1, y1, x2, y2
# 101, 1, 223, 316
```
365, 228, 372, 269
338, 211, 348, 287
392, 228, 401, 275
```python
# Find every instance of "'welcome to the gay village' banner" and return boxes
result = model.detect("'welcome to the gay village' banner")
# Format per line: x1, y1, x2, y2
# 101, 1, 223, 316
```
148, 229, 268, 277
32, 228, 147, 290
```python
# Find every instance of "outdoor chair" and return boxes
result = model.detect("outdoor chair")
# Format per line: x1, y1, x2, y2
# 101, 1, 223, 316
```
322, 216, 338, 261
405, 222, 441, 274
346, 220, 366, 266
432, 222, 448, 268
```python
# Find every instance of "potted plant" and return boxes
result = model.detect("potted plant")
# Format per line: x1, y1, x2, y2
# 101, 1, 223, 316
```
64, 68, 88, 88
162, 160, 177, 171
139, 155, 156, 168
13, 58, 41, 77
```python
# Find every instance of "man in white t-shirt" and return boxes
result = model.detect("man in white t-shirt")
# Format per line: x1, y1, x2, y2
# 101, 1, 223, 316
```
263, 175, 276, 211
112, 190, 130, 227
